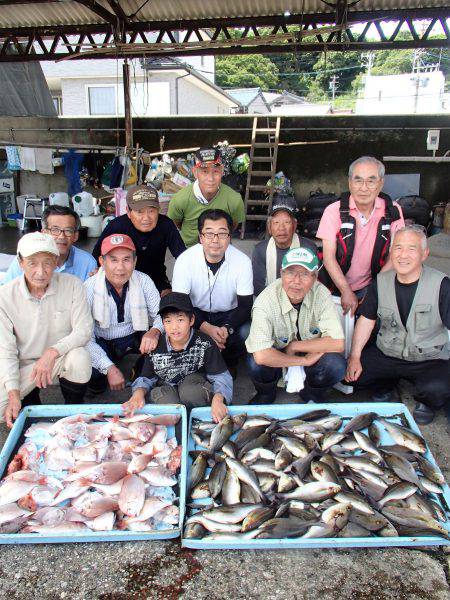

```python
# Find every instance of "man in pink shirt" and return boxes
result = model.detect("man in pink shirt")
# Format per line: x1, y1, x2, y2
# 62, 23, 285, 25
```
317, 156, 404, 315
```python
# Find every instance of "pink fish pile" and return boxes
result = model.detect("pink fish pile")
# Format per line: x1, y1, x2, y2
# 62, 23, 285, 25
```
0, 412, 183, 535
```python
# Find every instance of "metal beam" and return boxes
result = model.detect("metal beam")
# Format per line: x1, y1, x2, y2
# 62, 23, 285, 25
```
72, 0, 117, 25
122, 58, 133, 147
0, 7, 448, 61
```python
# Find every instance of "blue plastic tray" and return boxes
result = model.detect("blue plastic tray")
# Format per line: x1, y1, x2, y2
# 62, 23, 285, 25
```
182, 402, 450, 550
0, 403, 187, 544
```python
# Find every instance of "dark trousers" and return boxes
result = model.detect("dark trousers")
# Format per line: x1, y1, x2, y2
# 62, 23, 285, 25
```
89, 332, 144, 393
150, 373, 212, 410
22, 378, 88, 407
247, 352, 346, 403
355, 344, 450, 410
198, 309, 250, 368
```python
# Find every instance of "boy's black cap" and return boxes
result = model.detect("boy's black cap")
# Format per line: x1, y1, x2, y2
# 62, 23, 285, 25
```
158, 292, 193, 315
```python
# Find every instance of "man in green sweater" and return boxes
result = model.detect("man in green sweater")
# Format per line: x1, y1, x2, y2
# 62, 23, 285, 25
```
168, 147, 245, 247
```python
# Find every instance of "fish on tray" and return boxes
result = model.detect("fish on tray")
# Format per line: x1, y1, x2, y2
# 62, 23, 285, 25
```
0, 412, 182, 535
185, 411, 450, 542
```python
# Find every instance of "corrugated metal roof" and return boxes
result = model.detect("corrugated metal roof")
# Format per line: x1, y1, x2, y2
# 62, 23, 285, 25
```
227, 88, 263, 106
0, 3, 105, 28
0, 0, 447, 30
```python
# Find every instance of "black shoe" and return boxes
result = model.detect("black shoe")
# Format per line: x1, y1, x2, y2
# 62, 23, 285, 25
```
130, 355, 145, 383
413, 402, 435, 425
371, 389, 394, 403
60, 378, 88, 405
248, 393, 275, 405
22, 387, 41, 408
227, 364, 238, 380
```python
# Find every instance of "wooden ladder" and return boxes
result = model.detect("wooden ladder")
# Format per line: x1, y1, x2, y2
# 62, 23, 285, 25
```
240, 115, 281, 239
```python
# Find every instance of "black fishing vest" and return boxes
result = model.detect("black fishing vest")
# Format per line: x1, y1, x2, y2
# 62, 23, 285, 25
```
319, 192, 400, 292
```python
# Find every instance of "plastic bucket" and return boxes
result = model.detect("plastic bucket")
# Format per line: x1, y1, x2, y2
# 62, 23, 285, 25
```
80, 215, 103, 237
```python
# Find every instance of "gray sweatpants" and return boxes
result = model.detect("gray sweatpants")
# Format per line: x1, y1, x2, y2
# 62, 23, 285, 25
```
150, 373, 212, 409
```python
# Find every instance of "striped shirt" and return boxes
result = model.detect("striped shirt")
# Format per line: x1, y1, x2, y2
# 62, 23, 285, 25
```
84, 270, 160, 373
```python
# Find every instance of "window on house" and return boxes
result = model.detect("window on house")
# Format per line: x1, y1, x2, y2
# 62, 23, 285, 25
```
52, 96, 62, 115
88, 86, 116, 115
378, 91, 382, 101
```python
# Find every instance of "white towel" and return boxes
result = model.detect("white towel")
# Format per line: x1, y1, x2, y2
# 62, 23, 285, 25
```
93, 267, 149, 332
266, 233, 300, 285
35, 148, 54, 175
19, 147, 36, 171
285, 365, 306, 393
193, 180, 210, 205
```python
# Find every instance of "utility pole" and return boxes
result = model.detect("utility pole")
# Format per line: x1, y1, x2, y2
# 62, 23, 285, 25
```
412, 48, 425, 115
329, 75, 339, 110
363, 51, 375, 76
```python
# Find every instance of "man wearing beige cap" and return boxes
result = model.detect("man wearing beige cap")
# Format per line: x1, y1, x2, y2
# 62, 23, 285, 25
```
0, 232, 93, 427
93, 184, 186, 296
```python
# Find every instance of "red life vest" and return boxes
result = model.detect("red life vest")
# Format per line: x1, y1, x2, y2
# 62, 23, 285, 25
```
318, 192, 400, 292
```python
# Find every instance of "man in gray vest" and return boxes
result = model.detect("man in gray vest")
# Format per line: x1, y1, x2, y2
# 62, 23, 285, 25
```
346, 225, 450, 424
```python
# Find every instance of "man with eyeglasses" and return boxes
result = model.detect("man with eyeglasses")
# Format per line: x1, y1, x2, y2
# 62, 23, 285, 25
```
245, 246, 345, 404
346, 226, 450, 425
160, 208, 253, 375
317, 156, 404, 315
168, 147, 245, 248
2, 205, 97, 284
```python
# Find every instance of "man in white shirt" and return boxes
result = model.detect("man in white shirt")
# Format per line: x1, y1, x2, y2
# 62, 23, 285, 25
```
84, 233, 161, 394
170, 208, 253, 372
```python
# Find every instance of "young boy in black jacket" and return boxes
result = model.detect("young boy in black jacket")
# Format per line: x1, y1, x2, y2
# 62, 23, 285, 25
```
122, 292, 232, 422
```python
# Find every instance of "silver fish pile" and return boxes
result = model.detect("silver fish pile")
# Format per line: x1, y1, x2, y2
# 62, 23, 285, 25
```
0, 412, 182, 535
184, 410, 450, 542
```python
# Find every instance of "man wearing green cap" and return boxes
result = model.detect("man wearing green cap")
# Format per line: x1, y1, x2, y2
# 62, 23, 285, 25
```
245, 246, 346, 403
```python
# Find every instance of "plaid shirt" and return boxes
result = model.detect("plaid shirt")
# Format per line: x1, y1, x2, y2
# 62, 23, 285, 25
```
245, 278, 344, 354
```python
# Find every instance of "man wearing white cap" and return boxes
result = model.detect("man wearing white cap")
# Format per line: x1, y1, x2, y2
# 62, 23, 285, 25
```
245, 246, 346, 403
0, 232, 93, 427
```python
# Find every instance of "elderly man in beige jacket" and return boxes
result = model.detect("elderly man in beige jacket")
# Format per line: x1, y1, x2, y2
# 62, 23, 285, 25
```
0, 232, 93, 427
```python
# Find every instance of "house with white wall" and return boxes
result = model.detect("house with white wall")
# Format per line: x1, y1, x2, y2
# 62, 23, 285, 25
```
356, 70, 446, 114
41, 55, 239, 117
226, 88, 271, 114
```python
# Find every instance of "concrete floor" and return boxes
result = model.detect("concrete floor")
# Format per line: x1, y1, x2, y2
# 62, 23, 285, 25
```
1, 225, 450, 599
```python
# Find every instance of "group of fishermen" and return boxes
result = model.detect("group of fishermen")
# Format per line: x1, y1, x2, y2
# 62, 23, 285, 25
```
0, 149, 449, 428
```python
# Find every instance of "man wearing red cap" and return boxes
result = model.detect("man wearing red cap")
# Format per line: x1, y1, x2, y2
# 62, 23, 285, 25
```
84, 233, 161, 394
93, 184, 185, 296
168, 147, 245, 247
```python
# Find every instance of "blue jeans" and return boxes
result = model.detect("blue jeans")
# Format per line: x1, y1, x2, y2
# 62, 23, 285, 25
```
247, 352, 347, 403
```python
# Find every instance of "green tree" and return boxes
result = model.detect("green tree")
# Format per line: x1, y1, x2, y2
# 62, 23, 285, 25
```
215, 54, 279, 91
263, 51, 319, 96
371, 49, 414, 75
310, 51, 364, 98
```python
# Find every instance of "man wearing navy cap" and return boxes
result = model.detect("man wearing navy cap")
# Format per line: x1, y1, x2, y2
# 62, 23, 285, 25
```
252, 196, 317, 297
168, 147, 245, 247
93, 184, 185, 296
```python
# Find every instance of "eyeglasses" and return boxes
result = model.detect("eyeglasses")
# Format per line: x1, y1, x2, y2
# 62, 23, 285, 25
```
46, 226, 77, 237
201, 232, 230, 240
282, 269, 314, 281
350, 177, 381, 190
